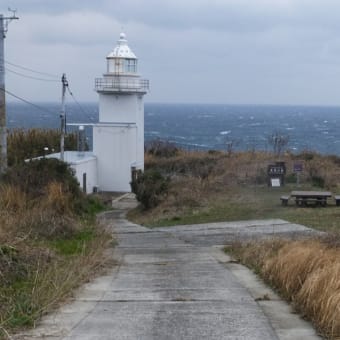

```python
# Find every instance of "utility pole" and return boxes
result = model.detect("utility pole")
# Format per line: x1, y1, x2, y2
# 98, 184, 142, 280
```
60, 73, 68, 161
0, 9, 18, 174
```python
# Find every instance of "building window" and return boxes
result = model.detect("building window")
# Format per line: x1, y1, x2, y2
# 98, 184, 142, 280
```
125, 59, 137, 73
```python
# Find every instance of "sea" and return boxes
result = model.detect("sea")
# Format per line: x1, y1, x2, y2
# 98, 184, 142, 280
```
6, 102, 340, 155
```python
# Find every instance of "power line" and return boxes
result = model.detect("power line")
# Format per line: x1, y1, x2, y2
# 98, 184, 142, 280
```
67, 85, 96, 121
1, 88, 57, 115
1, 58, 59, 79
4, 79, 96, 121
5, 67, 59, 82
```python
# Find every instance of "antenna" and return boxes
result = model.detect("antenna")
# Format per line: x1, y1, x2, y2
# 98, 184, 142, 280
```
8, 8, 17, 16
3, 8, 19, 37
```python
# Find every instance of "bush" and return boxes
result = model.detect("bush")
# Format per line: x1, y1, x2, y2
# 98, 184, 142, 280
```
2, 158, 81, 200
285, 173, 297, 184
130, 170, 170, 210
311, 175, 325, 188
145, 139, 179, 158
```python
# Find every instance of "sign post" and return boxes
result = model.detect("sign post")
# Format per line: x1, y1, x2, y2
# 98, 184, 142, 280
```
267, 162, 286, 187
293, 162, 303, 187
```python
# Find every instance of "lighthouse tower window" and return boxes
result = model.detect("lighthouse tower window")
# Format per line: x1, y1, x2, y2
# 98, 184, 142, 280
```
125, 59, 137, 73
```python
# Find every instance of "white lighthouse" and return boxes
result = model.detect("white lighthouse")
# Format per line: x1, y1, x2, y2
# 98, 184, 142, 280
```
93, 33, 149, 192
42, 33, 148, 193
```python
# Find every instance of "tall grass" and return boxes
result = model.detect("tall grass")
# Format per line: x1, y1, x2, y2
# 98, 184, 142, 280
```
0, 159, 111, 338
229, 238, 340, 339
7, 128, 79, 166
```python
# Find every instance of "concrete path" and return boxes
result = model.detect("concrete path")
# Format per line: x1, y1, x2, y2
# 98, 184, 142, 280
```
15, 195, 321, 339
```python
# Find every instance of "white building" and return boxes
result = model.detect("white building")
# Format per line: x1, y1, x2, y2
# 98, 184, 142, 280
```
93, 33, 149, 192
45, 33, 149, 193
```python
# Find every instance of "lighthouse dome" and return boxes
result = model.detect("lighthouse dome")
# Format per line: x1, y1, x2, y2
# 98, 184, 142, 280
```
107, 33, 137, 59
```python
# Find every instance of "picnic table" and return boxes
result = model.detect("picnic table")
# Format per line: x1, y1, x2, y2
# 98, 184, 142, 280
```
291, 190, 332, 207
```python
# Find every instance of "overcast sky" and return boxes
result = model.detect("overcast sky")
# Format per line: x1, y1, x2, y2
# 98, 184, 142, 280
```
3, 0, 340, 106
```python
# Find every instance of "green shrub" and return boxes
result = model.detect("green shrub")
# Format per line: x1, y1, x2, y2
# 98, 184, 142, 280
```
285, 173, 297, 184
2, 158, 81, 200
73, 195, 105, 218
311, 175, 325, 188
130, 170, 170, 210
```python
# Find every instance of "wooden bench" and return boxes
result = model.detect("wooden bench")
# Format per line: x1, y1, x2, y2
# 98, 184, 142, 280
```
295, 197, 326, 207
334, 195, 340, 206
291, 191, 331, 208
280, 195, 290, 206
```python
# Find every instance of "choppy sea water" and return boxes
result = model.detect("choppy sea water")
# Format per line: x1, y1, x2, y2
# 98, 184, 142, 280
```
7, 102, 340, 155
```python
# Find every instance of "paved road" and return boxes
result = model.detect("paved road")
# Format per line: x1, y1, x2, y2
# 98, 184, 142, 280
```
16, 195, 320, 339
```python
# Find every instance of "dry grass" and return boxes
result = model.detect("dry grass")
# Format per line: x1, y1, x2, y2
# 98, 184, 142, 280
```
0, 182, 112, 338
145, 149, 340, 193
130, 150, 340, 231
7, 128, 79, 166
0, 184, 27, 212
44, 181, 73, 215
229, 238, 340, 339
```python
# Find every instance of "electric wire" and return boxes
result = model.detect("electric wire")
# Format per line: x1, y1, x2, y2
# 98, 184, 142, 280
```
1, 58, 59, 79
66, 86, 96, 122
2, 59, 95, 122
1, 88, 57, 115
5, 67, 60, 82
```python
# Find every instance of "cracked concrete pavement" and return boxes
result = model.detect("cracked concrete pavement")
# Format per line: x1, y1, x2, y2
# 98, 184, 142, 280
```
15, 194, 321, 339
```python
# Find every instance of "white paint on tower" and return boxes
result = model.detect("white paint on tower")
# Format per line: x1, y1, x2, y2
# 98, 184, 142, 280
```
93, 33, 149, 192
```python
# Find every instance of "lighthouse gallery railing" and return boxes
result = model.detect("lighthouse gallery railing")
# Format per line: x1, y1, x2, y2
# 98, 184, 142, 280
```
95, 78, 149, 92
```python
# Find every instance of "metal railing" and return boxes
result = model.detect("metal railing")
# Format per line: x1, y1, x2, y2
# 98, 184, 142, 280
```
95, 78, 149, 92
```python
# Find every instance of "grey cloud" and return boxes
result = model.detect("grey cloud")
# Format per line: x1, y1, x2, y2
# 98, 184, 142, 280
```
4, 0, 340, 105
6, 0, 340, 35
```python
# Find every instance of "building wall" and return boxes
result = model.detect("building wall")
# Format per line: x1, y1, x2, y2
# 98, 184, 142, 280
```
70, 157, 98, 194
136, 94, 144, 170
44, 152, 98, 194
93, 124, 137, 192
99, 93, 140, 123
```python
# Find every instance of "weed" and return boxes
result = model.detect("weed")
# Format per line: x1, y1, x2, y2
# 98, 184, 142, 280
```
51, 229, 96, 255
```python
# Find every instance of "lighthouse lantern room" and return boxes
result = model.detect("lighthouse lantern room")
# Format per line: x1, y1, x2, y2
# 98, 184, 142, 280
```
93, 33, 149, 192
